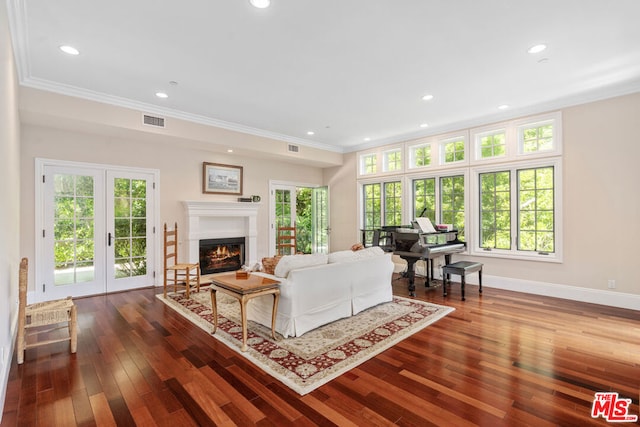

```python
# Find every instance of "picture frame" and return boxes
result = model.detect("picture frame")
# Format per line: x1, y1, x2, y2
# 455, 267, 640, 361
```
202, 162, 243, 195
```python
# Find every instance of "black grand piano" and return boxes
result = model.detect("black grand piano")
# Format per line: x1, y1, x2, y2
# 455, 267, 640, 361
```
382, 223, 465, 297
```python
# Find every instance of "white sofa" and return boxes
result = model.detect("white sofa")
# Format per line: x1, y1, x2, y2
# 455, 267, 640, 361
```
246, 247, 394, 338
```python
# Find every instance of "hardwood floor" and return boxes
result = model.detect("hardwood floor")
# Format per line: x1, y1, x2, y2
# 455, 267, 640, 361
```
2, 276, 639, 426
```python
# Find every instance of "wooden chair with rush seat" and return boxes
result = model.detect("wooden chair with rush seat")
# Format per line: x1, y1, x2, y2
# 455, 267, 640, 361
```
164, 222, 203, 298
17, 257, 77, 364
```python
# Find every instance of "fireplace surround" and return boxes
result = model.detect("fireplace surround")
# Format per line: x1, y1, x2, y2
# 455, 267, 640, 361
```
183, 201, 259, 269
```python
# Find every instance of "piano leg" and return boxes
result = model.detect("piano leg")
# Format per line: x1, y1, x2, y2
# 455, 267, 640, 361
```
404, 257, 417, 297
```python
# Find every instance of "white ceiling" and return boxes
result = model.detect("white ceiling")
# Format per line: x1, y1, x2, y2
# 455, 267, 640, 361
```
8, 0, 640, 152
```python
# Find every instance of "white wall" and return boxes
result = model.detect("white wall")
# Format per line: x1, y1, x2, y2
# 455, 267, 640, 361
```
327, 93, 640, 308
19, 125, 324, 292
0, 0, 22, 419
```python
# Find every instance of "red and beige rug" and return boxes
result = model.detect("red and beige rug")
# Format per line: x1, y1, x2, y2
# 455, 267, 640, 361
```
157, 288, 454, 395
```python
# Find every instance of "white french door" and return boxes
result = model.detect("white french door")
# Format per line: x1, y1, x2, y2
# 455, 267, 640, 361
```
105, 171, 155, 293
269, 182, 330, 255
271, 184, 297, 255
38, 160, 157, 301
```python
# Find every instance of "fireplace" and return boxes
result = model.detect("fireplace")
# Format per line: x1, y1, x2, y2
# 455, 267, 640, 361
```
183, 201, 259, 268
199, 237, 245, 274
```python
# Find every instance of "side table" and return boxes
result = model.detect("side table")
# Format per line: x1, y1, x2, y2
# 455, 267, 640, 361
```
209, 273, 280, 351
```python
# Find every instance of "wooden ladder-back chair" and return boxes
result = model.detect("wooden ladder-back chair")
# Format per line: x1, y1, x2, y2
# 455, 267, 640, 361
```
277, 226, 297, 255
164, 222, 201, 298
17, 257, 77, 364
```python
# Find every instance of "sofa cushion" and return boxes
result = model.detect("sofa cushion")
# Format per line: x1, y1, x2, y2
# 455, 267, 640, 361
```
328, 246, 384, 263
274, 253, 328, 278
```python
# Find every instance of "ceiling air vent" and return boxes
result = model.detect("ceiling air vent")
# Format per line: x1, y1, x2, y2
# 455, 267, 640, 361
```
287, 144, 300, 153
142, 114, 165, 128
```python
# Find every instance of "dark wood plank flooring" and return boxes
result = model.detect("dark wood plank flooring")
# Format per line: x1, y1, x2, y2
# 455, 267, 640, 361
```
2, 275, 639, 426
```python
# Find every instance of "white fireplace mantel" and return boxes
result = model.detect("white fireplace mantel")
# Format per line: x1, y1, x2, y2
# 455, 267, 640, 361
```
183, 201, 260, 266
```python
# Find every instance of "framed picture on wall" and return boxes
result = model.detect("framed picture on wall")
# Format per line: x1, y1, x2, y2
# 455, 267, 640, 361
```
202, 162, 243, 195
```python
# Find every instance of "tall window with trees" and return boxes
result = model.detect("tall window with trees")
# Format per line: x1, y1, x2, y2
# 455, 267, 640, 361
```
362, 183, 381, 243
413, 178, 436, 221
384, 181, 403, 225
479, 171, 511, 249
440, 175, 465, 240
518, 166, 555, 253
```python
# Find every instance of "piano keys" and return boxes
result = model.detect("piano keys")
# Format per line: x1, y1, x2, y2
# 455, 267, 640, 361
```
387, 226, 465, 297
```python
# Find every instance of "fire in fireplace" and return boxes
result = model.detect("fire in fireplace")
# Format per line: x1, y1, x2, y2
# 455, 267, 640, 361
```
199, 237, 245, 274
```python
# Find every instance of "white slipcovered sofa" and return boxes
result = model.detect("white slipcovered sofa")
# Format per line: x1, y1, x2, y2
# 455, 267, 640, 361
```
247, 247, 394, 338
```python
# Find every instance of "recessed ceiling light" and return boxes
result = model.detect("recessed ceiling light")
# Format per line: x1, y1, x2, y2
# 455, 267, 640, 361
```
249, 0, 270, 8
227, 149, 234, 153
420, 123, 429, 128
155, 92, 169, 99
59, 45, 79, 55
307, 131, 315, 136
363, 137, 371, 142
527, 44, 547, 54
421, 94, 434, 101
498, 104, 510, 110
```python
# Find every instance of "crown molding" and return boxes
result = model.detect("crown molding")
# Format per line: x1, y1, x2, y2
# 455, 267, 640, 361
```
20, 76, 345, 153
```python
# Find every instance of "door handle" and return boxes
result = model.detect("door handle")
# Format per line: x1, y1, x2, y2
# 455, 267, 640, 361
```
108, 232, 112, 246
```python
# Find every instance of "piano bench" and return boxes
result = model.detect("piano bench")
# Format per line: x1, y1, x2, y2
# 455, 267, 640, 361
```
442, 261, 483, 301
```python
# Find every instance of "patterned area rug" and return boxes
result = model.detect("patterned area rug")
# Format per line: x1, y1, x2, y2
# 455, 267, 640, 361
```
157, 288, 454, 395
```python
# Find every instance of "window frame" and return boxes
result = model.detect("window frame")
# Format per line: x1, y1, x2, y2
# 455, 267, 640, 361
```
359, 152, 378, 176
469, 157, 562, 262
408, 141, 433, 170
515, 112, 563, 158
358, 176, 405, 245
474, 128, 508, 161
439, 136, 467, 165
382, 148, 403, 173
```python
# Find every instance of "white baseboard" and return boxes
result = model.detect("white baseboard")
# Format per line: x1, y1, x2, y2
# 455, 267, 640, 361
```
395, 262, 640, 310
481, 274, 640, 311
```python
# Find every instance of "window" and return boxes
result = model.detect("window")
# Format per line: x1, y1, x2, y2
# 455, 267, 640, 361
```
473, 161, 559, 260
357, 112, 562, 261
384, 181, 403, 225
410, 143, 431, 168
383, 149, 402, 172
440, 175, 465, 240
519, 121, 555, 154
479, 131, 506, 159
518, 166, 554, 253
360, 153, 377, 175
362, 183, 381, 243
479, 171, 511, 249
412, 177, 436, 221
441, 138, 465, 164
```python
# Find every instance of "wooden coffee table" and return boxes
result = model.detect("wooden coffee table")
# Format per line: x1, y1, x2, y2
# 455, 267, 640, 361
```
209, 272, 280, 351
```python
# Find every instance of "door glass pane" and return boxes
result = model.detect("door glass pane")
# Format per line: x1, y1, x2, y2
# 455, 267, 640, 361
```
53, 174, 95, 285
312, 187, 329, 254
113, 178, 147, 279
